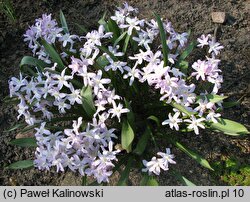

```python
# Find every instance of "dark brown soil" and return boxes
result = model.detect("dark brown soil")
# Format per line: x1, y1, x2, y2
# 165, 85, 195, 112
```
0, 0, 249, 186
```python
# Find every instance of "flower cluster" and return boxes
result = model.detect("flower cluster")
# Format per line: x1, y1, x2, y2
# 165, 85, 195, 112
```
9, 60, 128, 182
34, 119, 120, 183
108, 3, 223, 138
9, 2, 228, 181
142, 148, 176, 175
24, 14, 79, 63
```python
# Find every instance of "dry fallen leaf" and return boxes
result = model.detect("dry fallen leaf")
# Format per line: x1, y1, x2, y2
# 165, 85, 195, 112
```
15, 131, 34, 139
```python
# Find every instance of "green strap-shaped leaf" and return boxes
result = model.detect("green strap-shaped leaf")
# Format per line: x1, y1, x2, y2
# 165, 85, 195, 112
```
171, 102, 195, 117
96, 55, 110, 68
81, 85, 96, 118
174, 140, 214, 171
114, 31, 127, 47
177, 41, 196, 63
98, 45, 117, 61
222, 101, 239, 108
60, 10, 69, 33
171, 170, 196, 186
154, 12, 168, 66
122, 33, 130, 53
210, 118, 249, 136
98, 11, 107, 25
40, 39, 65, 69
179, 60, 189, 75
140, 175, 159, 186
129, 29, 139, 52
7, 160, 34, 169
147, 115, 160, 127
197, 94, 228, 103
164, 134, 214, 171
117, 157, 133, 185
206, 94, 228, 103
98, 12, 109, 32
134, 126, 151, 155
121, 119, 134, 153
124, 99, 135, 130
4, 123, 26, 132
20, 56, 47, 72
107, 19, 120, 42
9, 138, 37, 148
82, 175, 88, 186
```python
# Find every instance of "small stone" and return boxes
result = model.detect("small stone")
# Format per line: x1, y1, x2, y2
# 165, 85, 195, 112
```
211, 12, 227, 24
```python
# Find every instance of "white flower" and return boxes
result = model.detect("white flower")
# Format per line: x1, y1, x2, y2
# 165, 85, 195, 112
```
108, 101, 130, 122
194, 98, 214, 116
107, 45, 124, 57
119, 17, 144, 35
105, 57, 128, 73
206, 111, 221, 123
191, 60, 207, 81
85, 25, 112, 46
35, 122, 51, 136
184, 115, 206, 135
132, 31, 152, 50
24, 112, 39, 125
91, 70, 111, 95
48, 87, 66, 101
21, 78, 37, 96
111, 10, 126, 25
52, 68, 72, 90
162, 112, 182, 131
67, 83, 82, 105
157, 148, 176, 168
9, 73, 27, 94
123, 62, 141, 85
77, 66, 96, 87
129, 49, 150, 64
59, 33, 79, 48
142, 157, 166, 175
208, 38, 224, 55
197, 34, 211, 48
174, 32, 188, 47
53, 98, 71, 113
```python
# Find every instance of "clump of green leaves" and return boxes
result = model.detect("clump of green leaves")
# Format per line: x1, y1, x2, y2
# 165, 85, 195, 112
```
213, 157, 250, 186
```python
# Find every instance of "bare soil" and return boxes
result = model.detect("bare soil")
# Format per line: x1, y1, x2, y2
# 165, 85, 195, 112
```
0, 0, 249, 185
